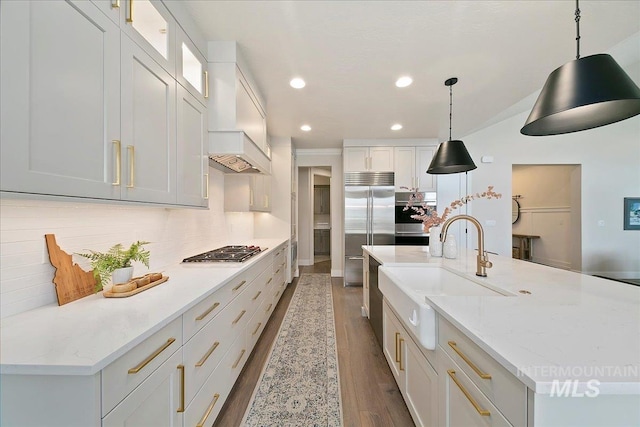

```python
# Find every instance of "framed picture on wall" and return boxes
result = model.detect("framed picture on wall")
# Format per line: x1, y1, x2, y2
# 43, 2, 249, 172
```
623, 197, 640, 230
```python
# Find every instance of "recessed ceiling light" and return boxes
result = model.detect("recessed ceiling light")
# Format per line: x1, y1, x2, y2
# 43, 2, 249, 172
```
290, 78, 306, 89
391, 124, 403, 131
301, 124, 311, 131
395, 76, 413, 88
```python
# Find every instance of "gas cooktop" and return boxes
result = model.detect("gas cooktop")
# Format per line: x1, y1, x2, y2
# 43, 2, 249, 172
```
182, 245, 264, 263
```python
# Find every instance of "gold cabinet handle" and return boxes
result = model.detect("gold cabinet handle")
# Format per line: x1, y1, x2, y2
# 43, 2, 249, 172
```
126, 0, 133, 22
195, 341, 219, 367
232, 280, 246, 291
112, 140, 121, 186
128, 338, 176, 374
447, 370, 490, 416
203, 173, 209, 199
252, 322, 262, 336
249, 188, 254, 206
266, 278, 273, 285
399, 337, 405, 371
196, 393, 220, 427
252, 291, 262, 301
126, 145, 135, 188
232, 349, 246, 369
112, 0, 120, 8
265, 303, 273, 312
448, 341, 492, 380
395, 332, 400, 363
275, 268, 280, 274
195, 302, 220, 321
232, 310, 246, 325
177, 364, 185, 413
203, 70, 209, 99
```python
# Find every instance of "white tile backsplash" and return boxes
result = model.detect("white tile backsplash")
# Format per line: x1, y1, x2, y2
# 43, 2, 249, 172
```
0, 170, 254, 318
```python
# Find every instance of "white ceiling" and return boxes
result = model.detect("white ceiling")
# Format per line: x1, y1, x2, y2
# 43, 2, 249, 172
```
180, 0, 640, 149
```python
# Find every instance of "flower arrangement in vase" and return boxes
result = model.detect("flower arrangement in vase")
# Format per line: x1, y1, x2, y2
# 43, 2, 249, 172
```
402, 185, 503, 232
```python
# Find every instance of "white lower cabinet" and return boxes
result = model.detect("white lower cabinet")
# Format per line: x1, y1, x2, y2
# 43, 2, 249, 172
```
102, 349, 184, 427
383, 300, 438, 426
439, 350, 511, 427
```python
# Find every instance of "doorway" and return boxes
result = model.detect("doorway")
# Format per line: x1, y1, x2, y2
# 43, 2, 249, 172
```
512, 164, 581, 271
297, 167, 332, 268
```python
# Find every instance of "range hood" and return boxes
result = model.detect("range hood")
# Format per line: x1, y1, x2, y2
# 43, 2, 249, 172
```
208, 131, 271, 174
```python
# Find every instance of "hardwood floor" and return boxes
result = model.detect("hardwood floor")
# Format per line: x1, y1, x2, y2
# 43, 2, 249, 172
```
213, 260, 414, 426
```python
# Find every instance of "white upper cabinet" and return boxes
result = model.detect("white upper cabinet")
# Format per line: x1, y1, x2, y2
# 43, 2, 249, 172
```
224, 174, 271, 213
121, 0, 176, 76
177, 85, 208, 207
176, 26, 207, 106
393, 146, 437, 192
0, 0, 121, 200
344, 147, 394, 172
120, 35, 177, 204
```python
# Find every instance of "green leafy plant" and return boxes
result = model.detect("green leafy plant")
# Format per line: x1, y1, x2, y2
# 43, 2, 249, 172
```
77, 241, 150, 291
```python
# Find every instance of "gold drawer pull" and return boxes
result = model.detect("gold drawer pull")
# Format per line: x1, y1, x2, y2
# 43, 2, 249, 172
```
177, 364, 185, 413
399, 338, 405, 371
275, 268, 280, 274
126, 0, 133, 23
447, 370, 490, 416
203, 70, 209, 99
395, 332, 400, 363
232, 310, 246, 325
195, 302, 220, 321
128, 338, 176, 374
265, 303, 273, 312
266, 277, 273, 285
196, 393, 220, 427
448, 341, 492, 379
252, 322, 262, 336
232, 280, 247, 291
232, 349, 246, 369
252, 291, 262, 301
112, 140, 121, 186
195, 341, 219, 367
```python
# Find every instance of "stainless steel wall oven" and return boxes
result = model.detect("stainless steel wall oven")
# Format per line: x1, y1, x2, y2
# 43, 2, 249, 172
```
394, 192, 436, 246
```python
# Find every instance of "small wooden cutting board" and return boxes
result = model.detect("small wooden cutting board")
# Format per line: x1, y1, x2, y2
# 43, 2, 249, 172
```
45, 234, 96, 305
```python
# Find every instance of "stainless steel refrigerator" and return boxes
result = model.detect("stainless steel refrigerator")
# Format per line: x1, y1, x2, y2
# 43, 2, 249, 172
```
344, 171, 395, 286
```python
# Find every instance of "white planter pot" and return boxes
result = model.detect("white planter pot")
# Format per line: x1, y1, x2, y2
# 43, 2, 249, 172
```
111, 266, 134, 285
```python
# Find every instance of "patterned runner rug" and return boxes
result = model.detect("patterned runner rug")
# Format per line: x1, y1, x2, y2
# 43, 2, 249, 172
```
241, 273, 343, 426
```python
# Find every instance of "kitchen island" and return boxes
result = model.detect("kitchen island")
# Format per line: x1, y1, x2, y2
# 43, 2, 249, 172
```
365, 245, 640, 426
0, 238, 289, 426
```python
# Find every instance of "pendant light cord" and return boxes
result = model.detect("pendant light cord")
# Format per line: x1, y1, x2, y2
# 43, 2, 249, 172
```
449, 83, 453, 140
575, 0, 581, 60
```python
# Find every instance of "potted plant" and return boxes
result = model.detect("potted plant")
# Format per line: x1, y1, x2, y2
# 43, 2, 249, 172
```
77, 241, 150, 291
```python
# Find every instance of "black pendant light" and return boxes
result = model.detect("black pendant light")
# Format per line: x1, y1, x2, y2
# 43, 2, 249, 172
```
427, 77, 477, 174
521, 0, 640, 136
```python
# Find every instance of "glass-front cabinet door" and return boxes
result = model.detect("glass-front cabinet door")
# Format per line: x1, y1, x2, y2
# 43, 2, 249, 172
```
121, 0, 175, 75
176, 27, 207, 106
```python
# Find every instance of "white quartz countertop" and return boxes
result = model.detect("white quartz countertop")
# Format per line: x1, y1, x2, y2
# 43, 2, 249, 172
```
0, 238, 288, 376
366, 245, 640, 395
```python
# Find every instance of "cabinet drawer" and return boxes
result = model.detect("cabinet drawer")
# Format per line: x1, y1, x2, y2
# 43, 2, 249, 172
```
102, 316, 182, 416
183, 280, 236, 341
439, 318, 526, 426
183, 281, 254, 402
184, 334, 246, 427
246, 299, 269, 351
102, 348, 183, 426
441, 349, 513, 427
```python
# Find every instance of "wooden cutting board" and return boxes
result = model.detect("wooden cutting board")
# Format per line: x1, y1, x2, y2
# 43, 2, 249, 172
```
45, 234, 96, 305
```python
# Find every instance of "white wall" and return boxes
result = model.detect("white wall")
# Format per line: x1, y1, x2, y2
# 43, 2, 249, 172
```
465, 110, 640, 277
296, 149, 344, 277
0, 170, 258, 318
